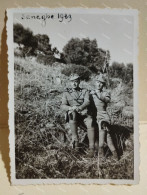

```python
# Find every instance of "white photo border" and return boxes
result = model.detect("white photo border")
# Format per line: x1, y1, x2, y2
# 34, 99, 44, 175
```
7, 7, 139, 185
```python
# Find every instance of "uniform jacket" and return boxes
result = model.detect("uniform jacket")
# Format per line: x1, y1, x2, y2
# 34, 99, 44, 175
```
61, 88, 90, 114
91, 89, 110, 111
91, 89, 111, 123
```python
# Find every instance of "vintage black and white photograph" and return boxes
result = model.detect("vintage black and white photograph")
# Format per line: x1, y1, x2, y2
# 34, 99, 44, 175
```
7, 8, 139, 185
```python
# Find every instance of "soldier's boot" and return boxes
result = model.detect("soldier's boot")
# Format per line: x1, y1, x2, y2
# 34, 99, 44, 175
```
107, 133, 118, 161
112, 150, 118, 161
69, 121, 79, 150
86, 126, 95, 158
72, 140, 79, 150
98, 147, 105, 163
94, 139, 99, 156
86, 148, 95, 158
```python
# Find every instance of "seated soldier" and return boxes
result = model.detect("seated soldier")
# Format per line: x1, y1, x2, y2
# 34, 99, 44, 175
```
91, 75, 118, 161
61, 74, 95, 157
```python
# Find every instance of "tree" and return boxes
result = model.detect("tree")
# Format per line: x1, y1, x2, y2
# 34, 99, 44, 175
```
109, 62, 126, 79
34, 34, 56, 64
61, 64, 92, 81
35, 34, 52, 55
13, 23, 56, 63
14, 23, 37, 47
62, 37, 110, 72
14, 23, 37, 56
125, 63, 133, 84
109, 62, 133, 84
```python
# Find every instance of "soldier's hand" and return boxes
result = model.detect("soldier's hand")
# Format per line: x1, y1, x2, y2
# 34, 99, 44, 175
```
72, 106, 78, 111
69, 106, 77, 112
75, 106, 82, 112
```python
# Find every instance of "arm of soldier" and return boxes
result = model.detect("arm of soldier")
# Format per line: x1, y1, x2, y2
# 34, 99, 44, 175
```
99, 91, 111, 103
61, 92, 78, 112
77, 90, 90, 111
60, 92, 72, 111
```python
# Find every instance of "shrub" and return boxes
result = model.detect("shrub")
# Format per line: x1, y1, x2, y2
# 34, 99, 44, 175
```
109, 62, 133, 84
61, 64, 92, 81
62, 37, 110, 72
14, 23, 58, 59
36, 54, 55, 65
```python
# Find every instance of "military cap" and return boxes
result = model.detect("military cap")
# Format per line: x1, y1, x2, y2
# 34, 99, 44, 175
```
70, 74, 80, 81
95, 75, 106, 83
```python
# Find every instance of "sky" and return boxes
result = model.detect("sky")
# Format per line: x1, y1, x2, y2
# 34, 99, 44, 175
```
14, 11, 135, 65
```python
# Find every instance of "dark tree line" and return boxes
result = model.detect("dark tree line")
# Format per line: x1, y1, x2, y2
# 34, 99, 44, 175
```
14, 23, 133, 83
14, 23, 58, 63
109, 62, 133, 84
13, 23, 110, 70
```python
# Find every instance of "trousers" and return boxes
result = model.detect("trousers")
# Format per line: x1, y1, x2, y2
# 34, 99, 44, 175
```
68, 111, 95, 149
99, 121, 115, 152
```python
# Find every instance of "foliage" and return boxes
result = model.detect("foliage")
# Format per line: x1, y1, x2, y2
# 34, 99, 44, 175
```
62, 37, 110, 72
14, 23, 36, 47
109, 62, 133, 84
13, 23, 58, 63
35, 34, 52, 55
36, 54, 55, 65
125, 63, 133, 85
61, 64, 92, 81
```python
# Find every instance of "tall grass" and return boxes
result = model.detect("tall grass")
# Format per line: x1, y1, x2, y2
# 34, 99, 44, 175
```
14, 56, 134, 179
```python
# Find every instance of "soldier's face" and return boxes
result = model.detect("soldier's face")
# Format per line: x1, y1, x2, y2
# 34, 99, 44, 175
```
70, 79, 80, 89
96, 80, 104, 90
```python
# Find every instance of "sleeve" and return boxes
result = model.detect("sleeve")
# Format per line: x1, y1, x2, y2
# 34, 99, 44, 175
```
80, 90, 90, 110
60, 92, 71, 111
100, 91, 111, 103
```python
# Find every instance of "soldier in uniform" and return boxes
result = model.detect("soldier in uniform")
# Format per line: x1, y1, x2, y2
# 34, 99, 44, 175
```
91, 75, 118, 161
61, 74, 95, 157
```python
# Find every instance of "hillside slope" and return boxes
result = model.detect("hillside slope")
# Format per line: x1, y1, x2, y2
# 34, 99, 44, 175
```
14, 56, 134, 179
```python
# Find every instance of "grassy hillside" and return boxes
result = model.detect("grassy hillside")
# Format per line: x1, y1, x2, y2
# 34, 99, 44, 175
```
14, 56, 134, 179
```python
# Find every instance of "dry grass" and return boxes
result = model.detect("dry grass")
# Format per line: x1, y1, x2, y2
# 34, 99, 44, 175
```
14, 56, 134, 179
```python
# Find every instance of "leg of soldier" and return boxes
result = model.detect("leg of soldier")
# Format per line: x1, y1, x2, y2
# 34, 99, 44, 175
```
107, 132, 118, 160
99, 129, 105, 148
69, 111, 79, 148
98, 121, 107, 161
105, 124, 118, 160
84, 116, 95, 157
106, 132, 115, 152
84, 116, 95, 149
99, 128, 106, 159
94, 122, 99, 153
